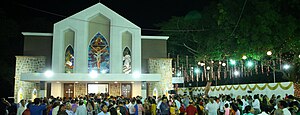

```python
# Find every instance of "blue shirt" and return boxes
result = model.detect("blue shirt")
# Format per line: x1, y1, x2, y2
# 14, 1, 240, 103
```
29, 104, 47, 115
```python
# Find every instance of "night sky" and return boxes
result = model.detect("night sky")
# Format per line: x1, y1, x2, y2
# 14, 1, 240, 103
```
2, 0, 209, 33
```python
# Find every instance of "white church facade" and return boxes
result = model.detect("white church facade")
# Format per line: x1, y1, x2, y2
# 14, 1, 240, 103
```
14, 3, 175, 102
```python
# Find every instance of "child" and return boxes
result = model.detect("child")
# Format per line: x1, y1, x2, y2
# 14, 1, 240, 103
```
224, 103, 231, 115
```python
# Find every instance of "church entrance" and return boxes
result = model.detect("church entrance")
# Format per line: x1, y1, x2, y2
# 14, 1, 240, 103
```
87, 83, 109, 95
121, 83, 132, 98
64, 83, 74, 98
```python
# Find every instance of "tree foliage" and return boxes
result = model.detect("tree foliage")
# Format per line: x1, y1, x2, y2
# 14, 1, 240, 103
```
158, 0, 300, 82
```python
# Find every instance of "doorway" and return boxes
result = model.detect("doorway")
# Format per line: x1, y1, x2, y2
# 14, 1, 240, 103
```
64, 83, 74, 98
87, 83, 109, 95
121, 83, 132, 98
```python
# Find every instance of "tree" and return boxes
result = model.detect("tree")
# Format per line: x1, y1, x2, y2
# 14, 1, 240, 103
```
157, 0, 300, 96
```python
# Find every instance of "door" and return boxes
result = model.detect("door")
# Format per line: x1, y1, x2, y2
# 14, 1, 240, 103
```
121, 83, 132, 98
64, 83, 74, 98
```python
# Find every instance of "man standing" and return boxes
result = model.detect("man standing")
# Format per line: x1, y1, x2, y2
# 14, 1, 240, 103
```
159, 97, 169, 115
205, 98, 219, 115
29, 98, 47, 115
274, 100, 291, 115
185, 101, 198, 115
17, 99, 26, 115
75, 100, 87, 115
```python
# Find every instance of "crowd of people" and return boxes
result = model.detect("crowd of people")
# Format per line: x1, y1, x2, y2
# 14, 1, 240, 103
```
0, 93, 299, 115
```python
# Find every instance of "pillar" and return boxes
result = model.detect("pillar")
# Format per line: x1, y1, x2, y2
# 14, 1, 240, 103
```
148, 58, 173, 96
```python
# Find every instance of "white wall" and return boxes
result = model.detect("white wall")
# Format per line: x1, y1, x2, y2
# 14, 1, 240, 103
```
132, 81, 141, 97
51, 82, 63, 97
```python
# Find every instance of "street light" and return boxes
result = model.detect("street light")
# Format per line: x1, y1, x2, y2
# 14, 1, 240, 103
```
283, 64, 290, 70
230, 59, 236, 65
234, 71, 240, 76
267, 51, 272, 56
194, 68, 200, 74
222, 63, 226, 67
242, 55, 247, 60
206, 66, 211, 70
246, 61, 254, 67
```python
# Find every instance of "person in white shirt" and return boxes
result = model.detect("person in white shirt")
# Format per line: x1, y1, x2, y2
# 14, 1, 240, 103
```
52, 101, 60, 115
241, 96, 249, 111
75, 100, 87, 115
252, 95, 261, 114
219, 96, 225, 115
276, 100, 291, 115
16, 99, 26, 115
205, 98, 219, 115
127, 99, 136, 115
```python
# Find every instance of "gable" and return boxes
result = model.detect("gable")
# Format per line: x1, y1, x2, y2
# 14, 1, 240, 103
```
55, 3, 140, 30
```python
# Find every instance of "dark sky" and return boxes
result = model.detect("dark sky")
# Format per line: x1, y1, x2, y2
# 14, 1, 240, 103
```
2, 0, 209, 34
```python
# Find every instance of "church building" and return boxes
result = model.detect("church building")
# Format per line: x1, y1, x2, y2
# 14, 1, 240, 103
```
14, 3, 176, 102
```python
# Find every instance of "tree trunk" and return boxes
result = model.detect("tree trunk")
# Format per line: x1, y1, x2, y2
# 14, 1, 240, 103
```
204, 82, 212, 97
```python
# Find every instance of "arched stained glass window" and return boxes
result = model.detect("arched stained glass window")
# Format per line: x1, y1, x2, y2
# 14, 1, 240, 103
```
88, 32, 110, 73
65, 45, 74, 73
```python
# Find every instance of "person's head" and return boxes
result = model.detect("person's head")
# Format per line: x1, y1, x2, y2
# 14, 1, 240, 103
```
244, 105, 254, 113
79, 100, 84, 106
162, 97, 168, 103
225, 103, 229, 108
209, 98, 214, 103
19, 99, 25, 106
66, 103, 72, 110
34, 98, 40, 105
101, 104, 109, 113
278, 100, 288, 109
171, 102, 176, 107
58, 104, 66, 112
189, 100, 194, 105
26, 102, 32, 108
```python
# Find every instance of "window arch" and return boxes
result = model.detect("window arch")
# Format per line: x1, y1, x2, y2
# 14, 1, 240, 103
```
123, 47, 131, 74
88, 32, 110, 73
65, 45, 74, 73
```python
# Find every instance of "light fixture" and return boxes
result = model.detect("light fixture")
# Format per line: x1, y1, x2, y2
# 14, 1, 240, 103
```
246, 61, 254, 67
89, 70, 98, 78
234, 71, 240, 76
283, 64, 290, 70
242, 55, 247, 60
133, 71, 141, 78
222, 63, 226, 67
194, 68, 200, 73
206, 66, 210, 70
230, 60, 236, 65
44, 70, 54, 77
101, 69, 107, 74
267, 51, 272, 56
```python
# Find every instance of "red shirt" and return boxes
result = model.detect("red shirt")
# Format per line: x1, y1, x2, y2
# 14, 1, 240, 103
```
22, 109, 30, 115
185, 105, 198, 115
